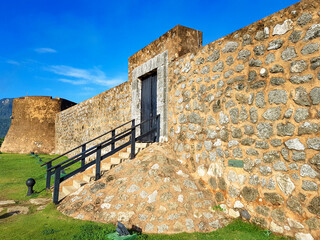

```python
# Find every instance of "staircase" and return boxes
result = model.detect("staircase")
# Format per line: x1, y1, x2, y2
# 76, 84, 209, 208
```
59, 143, 150, 200
40, 115, 160, 204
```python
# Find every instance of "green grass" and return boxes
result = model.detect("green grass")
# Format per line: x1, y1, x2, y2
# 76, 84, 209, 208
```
0, 207, 290, 240
0, 204, 116, 240
0, 152, 80, 201
146, 220, 290, 240
0, 153, 292, 240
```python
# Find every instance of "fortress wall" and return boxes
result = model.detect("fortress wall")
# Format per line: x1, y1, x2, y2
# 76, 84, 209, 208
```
0, 96, 75, 154
128, 25, 203, 77
55, 25, 203, 155
55, 81, 132, 155
167, 0, 320, 238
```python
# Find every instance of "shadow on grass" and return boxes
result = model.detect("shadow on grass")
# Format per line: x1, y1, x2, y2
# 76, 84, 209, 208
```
0, 211, 19, 219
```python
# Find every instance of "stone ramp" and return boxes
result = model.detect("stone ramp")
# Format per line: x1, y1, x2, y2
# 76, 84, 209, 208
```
58, 143, 230, 234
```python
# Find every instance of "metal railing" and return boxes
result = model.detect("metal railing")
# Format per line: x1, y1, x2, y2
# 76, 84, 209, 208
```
42, 115, 160, 204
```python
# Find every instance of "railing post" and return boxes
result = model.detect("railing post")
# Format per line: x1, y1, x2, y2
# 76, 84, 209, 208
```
81, 144, 86, 168
53, 166, 61, 204
95, 144, 101, 181
156, 115, 160, 142
131, 119, 135, 159
46, 162, 52, 189
111, 129, 115, 151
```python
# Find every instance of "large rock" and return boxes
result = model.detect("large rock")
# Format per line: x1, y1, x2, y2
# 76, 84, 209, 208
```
290, 75, 313, 84
298, 13, 312, 26
301, 43, 319, 55
222, 41, 239, 53
300, 164, 318, 178
295, 233, 314, 240
240, 186, 258, 202
289, 31, 302, 43
311, 57, 320, 70
307, 137, 320, 150
308, 196, 320, 216
264, 192, 284, 205
310, 88, 320, 105
262, 107, 281, 120
273, 19, 293, 35
277, 123, 295, 136
276, 174, 295, 195
263, 151, 280, 163
281, 47, 297, 61
270, 77, 286, 86
294, 87, 310, 106
268, 90, 288, 105
212, 61, 224, 72
255, 91, 265, 108
309, 153, 320, 170
7, 206, 29, 215
267, 39, 284, 50
207, 50, 220, 62
290, 60, 307, 73
271, 208, 286, 223
284, 138, 305, 150
257, 123, 273, 139
287, 196, 302, 215
304, 24, 320, 41
302, 180, 318, 191
237, 49, 251, 60
294, 108, 309, 123
305, 218, 320, 230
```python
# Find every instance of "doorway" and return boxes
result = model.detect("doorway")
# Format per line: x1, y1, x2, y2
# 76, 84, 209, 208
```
141, 72, 157, 142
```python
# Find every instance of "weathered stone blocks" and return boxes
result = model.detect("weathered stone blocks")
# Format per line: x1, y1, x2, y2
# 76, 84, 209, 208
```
268, 90, 288, 105
240, 186, 258, 202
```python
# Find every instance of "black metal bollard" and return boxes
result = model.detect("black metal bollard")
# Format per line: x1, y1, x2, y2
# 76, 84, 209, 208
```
26, 178, 36, 196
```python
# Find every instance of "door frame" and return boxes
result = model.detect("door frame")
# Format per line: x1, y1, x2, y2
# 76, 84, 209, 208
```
131, 50, 168, 142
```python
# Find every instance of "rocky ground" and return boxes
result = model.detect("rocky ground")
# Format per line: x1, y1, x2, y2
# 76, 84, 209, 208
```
58, 143, 230, 234
0, 198, 51, 222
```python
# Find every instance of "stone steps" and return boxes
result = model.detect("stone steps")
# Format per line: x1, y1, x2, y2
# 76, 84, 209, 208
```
57, 143, 151, 201
62, 186, 77, 196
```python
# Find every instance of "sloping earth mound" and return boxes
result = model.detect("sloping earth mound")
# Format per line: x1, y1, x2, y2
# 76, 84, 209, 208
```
58, 143, 229, 234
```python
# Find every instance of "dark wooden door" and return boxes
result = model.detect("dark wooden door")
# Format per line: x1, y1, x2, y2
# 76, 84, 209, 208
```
141, 72, 157, 142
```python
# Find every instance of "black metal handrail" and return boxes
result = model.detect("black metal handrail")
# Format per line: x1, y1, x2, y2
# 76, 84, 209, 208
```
46, 114, 160, 204
41, 119, 132, 168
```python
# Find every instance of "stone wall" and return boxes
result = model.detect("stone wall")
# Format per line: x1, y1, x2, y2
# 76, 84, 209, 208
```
56, 25, 203, 154
167, 0, 320, 239
55, 82, 132, 155
1, 96, 75, 154
129, 25, 203, 141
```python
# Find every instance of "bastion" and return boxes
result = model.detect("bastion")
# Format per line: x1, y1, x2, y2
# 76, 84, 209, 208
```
1, 96, 75, 154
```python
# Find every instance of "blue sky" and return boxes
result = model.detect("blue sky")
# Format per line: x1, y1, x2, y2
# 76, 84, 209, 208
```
0, 0, 299, 103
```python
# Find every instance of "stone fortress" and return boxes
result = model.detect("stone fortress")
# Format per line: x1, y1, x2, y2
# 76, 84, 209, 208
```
2, 0, 320, 238
1, 96, 75, 154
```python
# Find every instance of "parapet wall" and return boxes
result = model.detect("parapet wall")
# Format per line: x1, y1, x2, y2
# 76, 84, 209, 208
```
167, 0, 320, 238
1, 96, 75, 154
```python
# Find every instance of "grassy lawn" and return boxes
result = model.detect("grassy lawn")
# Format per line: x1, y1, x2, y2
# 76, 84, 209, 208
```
0, 153, 292, 240
0, 153, 80, 201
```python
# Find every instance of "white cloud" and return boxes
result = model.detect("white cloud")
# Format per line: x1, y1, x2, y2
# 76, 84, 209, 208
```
46, 65, 124, 87
83, 87, 94, 91
58, 78, 87, 85
35, 48, 57, 53
7, 60, 20, 65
